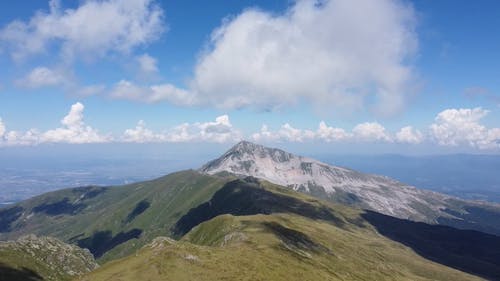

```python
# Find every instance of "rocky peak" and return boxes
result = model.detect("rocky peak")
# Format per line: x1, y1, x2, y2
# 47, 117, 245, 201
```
199, 141, 457, 223
218, 140, 295, 163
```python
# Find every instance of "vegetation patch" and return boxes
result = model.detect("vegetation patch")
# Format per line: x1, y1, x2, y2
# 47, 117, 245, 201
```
32, 198, 86, 216
0, 206, 23, 233
76, 229, 143, 258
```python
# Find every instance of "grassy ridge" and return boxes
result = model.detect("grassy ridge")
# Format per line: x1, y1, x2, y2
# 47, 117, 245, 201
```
81, 213, 483, 281
0, 170, 232, 262
79, 179, 487, 281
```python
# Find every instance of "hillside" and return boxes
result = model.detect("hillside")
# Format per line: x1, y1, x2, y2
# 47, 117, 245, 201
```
79, 177, 500, 281
201, 141, 500, 235
0, 235, 97, 281
0, 170, 232, 262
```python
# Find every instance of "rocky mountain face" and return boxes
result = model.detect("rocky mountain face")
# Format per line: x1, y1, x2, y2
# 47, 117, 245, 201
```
201, 141, 500, 234
0, 234, 98, 281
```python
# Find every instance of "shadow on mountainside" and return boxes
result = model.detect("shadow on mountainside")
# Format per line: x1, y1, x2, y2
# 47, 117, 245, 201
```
0, 263, 43, 281
172, 177, 344, 237
362, 210, 500, 281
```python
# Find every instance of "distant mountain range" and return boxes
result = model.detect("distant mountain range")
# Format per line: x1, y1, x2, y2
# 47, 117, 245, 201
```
0, 141, 499, 280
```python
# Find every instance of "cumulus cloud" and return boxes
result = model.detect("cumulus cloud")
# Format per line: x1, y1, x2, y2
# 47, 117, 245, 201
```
104, 0, 417, 114
252, 121, 350, 143
316, 121, 352, 142
41, 102, 110, 144
17, 66, 67, 88
252, 123, 315, 142
167, 115, 242, 143
0, 0, 164, 61
396, 126, 423, 144
0, 116, 41, 146
123, 120, 165, 143
110, 80, 195, 105
137, 53, 158, 73
3, 129, 40, 146
121, 115, 242, 143
176, 0, 417, 114
2, 104, 499, 150
253, 121, 394, 143
430, 107, 500, 149
0, 118, 5, 137
352, 122, 392, 142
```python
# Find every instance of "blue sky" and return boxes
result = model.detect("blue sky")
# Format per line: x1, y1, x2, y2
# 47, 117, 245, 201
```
0, 0, 499, 154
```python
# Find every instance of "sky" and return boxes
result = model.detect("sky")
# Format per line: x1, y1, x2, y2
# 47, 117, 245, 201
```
0, 0, 499, 154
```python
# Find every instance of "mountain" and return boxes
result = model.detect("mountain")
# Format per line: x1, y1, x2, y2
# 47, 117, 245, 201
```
0, 170, 232, 262
79, 177, 500, 281
1, 142, 500, 280
0, 234, 98, 281
201, 141, 500, 235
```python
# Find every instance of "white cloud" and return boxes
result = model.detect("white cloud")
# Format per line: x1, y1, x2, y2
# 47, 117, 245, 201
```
41, 102, 110, 144
122, 120, 165, 143
179, 0, 417, 114
252, 123, 315, 142
251, 125, 279, 142
137, 53, 158, 73
17, 66, 66, 88
252, 121, 348, 143
430, 107, 500, 149
3, 129, 40, 146
316, 121, 352, 142
0, 0, 164, 61
352, 122, 392, 142
110, 80, 195, 105
396, 126, 423, 144
167, 115, 242, 143
0, 117, 41, 146
0, 118, 5, 137
121, 115, 241, 143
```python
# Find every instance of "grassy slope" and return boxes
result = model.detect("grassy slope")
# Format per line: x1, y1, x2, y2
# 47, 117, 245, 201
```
80, 181, 484, 281
0, 170, 231, 262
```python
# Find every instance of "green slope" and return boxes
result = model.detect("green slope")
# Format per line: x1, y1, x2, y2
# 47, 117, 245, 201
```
0, 170, 232, 262
79, 178, 500, 281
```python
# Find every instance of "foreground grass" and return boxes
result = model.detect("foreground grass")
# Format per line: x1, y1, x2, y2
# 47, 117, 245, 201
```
79, 211, 483, 281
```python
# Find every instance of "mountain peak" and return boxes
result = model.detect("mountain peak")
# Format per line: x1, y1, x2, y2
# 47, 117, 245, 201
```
228, 140, 263, 153
201, 141, 296, 174
200, 141, 456, 222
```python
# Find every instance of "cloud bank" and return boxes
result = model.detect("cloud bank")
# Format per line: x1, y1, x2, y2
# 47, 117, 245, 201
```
1, 104, 499, 149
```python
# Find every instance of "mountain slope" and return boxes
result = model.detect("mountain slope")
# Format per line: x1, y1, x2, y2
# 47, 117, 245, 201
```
0, 170, 232, 262
201, 141, 500, 235
79, 178, 499, 281
0, 235, 98, 281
